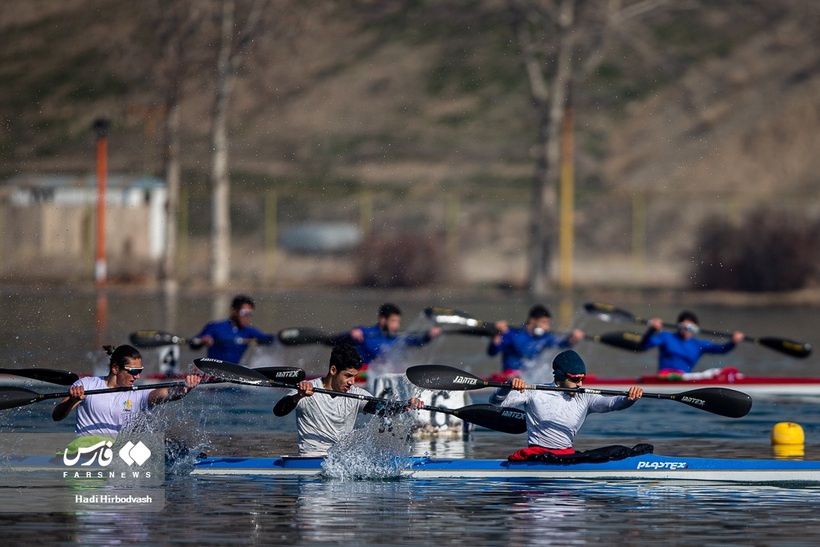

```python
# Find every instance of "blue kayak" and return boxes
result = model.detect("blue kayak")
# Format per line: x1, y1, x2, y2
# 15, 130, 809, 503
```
192, 453, 820, 484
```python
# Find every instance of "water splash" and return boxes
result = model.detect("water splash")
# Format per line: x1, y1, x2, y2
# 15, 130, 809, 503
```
322, 412, 417, 481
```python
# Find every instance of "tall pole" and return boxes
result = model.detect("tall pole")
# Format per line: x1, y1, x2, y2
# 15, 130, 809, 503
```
558, 95, 574, 291
93, 118, 109, 286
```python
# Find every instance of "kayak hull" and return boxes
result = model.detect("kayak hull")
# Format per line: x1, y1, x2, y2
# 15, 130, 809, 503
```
191, 454, 820, 483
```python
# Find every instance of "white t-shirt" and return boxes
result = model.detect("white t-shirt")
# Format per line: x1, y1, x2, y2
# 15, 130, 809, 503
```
490, 385, 636, 449
291, 377, 372, 456
71, 376, 152, 438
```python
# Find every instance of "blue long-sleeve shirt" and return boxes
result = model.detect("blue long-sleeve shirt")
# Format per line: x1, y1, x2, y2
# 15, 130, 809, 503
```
340, 324, 433, 364
638, 330, 735, 373
192, 319, 275, 363
487, 326, 572, 373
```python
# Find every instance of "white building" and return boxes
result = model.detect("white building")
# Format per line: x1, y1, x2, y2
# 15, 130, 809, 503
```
0, 173, 167, 282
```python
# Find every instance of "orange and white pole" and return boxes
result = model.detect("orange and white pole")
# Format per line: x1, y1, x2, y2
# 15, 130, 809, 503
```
93, 118, 109, 286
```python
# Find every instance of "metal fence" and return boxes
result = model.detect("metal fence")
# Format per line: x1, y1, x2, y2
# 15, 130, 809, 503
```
2, 186, 817, 289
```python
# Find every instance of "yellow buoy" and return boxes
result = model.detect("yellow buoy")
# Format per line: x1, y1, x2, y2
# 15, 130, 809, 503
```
771, 422, 805, 459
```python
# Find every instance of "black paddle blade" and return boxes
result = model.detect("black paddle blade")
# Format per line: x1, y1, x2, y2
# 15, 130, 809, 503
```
453, 404, 526, 434
277, 327, 339, 346
670, 388, 753, 418
406, 365, 489, 391
254, 367, 305, 384
450, 325, 498, 337
194, 358, 270, 385
129, 330, 186, 347
590, 331, 644, 352
0, 387, 42, 411
583, 302, 638, 324
0, 368, 79, 386
757, 337, 812, 359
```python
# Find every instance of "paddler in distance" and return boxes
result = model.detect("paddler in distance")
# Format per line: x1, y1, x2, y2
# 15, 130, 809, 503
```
273, 343, 423, 456
487, 304, 585, 381
337, 302, 442, 377
639, 310, 744, 376
491, 349, 645, 461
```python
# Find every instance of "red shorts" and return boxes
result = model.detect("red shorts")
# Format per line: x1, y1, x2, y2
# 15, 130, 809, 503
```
508, 446, 575, 461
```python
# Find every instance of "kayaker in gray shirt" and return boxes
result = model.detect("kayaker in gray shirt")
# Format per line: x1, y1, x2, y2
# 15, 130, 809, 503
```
491, 349, 643, 461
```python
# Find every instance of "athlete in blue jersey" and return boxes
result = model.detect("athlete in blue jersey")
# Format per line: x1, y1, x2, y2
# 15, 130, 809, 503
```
487, 305, 584, 378
189, 294, 276, 363
340, 303, 442, 366
638, 310, 744, 374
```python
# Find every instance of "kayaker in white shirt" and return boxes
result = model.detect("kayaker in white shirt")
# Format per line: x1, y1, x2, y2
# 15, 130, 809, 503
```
491, 349, 643, 461
273, 343, 423, 456
52, 344, 201, 440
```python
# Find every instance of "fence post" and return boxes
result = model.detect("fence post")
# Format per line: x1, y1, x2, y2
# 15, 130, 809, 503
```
360, 191, 373, 237
446, 193, 460, 261
178, 188, 188, 279
265, 189, 277, 282
632, 193, 647, 283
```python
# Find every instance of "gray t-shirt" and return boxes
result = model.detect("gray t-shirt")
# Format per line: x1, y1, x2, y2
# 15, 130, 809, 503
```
291, 377, 372, 456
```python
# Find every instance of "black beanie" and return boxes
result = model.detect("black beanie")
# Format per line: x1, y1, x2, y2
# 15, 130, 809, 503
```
552, 350, 586, 381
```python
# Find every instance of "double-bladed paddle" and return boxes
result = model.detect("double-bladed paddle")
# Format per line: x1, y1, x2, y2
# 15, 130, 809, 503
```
277, 307, 514, 347
0, 367, 79, 386
129, 330, 272, 350
405, 364, 753, 419
0, 366, 305, 412
424, 306, 644, 351
193, 358, 527, 434
583, 302, 812, 358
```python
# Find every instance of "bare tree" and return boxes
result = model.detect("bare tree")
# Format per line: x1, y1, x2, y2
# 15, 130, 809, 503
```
509, 0, 686, 294
210, 0, 268, 287
147, 0, 211, 288
509, 0, 578, 294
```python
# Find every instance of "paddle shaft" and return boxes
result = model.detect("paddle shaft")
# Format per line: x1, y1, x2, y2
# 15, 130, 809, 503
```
258, 377, 461, 416
405, 364, 753, 418
130, 330, 265, 348
276, 380, 526, 433
190, 358, 526, 432
0, 381, 188, 411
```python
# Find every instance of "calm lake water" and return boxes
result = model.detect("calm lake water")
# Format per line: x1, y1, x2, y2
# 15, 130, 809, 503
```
1, 286, 819, 544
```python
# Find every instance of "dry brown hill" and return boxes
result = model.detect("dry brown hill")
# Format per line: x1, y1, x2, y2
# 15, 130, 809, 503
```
1, 0, 818, 289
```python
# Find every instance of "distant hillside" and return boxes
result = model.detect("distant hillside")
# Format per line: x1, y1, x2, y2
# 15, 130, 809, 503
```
1, 0, 818, 289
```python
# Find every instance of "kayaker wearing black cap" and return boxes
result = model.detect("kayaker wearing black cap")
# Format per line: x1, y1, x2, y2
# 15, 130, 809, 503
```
490, 350, 643, 461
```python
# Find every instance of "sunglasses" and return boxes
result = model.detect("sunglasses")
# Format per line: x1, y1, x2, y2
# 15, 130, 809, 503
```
122, 367, 144, 376
679, 323, 700, 334
238, 309, 254, 317
564, 373, 586, 382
